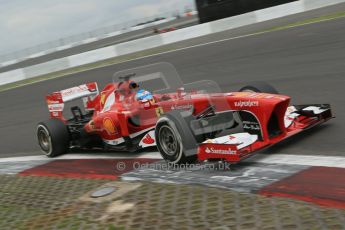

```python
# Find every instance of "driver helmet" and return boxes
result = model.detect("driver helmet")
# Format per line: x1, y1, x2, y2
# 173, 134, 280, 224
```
136, 89, 153, 101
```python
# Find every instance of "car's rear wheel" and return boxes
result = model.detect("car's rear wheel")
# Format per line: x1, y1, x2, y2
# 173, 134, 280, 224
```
239, 81, 279, 94
37, 119, 69, 157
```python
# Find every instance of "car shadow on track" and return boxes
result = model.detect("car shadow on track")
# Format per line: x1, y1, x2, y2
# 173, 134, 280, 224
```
68, 146, 159, 158
258, 123, 333, 155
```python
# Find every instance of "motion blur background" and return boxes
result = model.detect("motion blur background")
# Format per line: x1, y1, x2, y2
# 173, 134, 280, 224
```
0, 0, 301, 65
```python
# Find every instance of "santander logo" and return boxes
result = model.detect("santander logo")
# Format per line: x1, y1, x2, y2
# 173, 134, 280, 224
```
143, 133, 155, 144
205, 147, 236, 155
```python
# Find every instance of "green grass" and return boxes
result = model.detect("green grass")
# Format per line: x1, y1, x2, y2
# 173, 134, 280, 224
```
1, 10, 345, 93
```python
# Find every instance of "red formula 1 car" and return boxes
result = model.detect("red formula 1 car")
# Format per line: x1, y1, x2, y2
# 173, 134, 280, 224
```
37, 63, 333, 164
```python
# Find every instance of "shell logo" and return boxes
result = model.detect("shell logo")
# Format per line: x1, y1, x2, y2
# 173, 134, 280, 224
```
103, 117, 117, 135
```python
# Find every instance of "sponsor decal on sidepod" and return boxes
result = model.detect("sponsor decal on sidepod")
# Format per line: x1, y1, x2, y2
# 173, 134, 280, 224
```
139, 131, 156, 147
171, 104, 193, 110
142, 133, 155, 145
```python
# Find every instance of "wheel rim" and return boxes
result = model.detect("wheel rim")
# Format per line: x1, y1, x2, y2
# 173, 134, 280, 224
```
158, 125, 178, 156
38, 127, 51, 154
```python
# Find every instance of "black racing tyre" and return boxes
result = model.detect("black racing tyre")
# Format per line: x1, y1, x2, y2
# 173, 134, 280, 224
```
155, 112, 198, 164
37, 119, 69, 157
239, 81, 279, 94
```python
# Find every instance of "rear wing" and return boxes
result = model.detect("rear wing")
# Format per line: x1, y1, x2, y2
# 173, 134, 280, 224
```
45, 82, 99, 120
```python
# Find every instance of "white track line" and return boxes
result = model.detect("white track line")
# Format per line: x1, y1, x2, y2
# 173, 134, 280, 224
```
1, 153, 345, 168
78, 15, 345, 74
249, 154, 345, 168
3, 14, 345, 93
0, 152, 161, 163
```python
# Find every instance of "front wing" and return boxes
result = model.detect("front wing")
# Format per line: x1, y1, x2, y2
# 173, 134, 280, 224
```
198, 104, 333, 163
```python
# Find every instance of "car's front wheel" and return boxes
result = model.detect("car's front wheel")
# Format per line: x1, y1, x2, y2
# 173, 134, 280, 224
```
155, 112, 198, 164
37, 119, 69, 157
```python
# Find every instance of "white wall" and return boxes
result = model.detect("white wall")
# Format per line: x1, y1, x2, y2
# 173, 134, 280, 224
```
0, 69, 25, 85
1, 0, 345, 86
68, 46, 117, 68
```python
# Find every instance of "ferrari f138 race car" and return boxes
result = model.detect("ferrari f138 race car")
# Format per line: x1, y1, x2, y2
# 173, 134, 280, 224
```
37, 63, 333, 164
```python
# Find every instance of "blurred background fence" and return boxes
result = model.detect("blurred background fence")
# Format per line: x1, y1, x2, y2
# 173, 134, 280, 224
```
0, 7, 197, 64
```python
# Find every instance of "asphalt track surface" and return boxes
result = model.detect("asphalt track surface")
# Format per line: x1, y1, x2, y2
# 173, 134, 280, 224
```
1, 5, 345, 158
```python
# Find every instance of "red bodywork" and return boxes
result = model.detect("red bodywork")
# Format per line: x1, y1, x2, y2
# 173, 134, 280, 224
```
46, 81, 332, 163
197, 93, 332, 163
